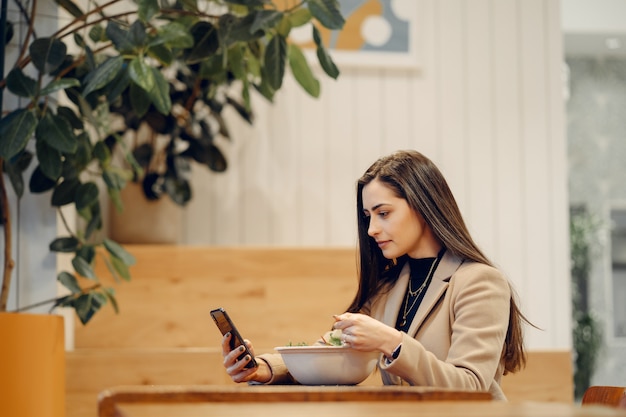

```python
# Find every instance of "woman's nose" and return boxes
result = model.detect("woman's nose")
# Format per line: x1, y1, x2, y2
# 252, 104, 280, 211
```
367, 218, 379, 237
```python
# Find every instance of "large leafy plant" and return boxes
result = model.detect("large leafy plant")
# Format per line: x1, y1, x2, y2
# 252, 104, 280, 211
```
0, 0, 344, 323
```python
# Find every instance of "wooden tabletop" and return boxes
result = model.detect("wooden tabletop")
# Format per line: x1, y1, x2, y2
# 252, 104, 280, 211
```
98, 385, 626, 417
113, 401, 626, 417
98, 385, 490, 416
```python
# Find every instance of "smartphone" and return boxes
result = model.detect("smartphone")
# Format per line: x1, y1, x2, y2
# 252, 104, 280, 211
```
210, 307, 258, 369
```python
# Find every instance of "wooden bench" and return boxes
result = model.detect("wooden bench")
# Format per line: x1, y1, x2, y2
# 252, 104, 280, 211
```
66, 245, 573, 417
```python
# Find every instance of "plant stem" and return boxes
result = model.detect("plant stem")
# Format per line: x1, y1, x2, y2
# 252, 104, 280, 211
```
0, 159, 15, 312
12, 283, 102, 312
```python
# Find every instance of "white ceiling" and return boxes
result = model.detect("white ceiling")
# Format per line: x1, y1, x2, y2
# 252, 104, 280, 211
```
562, 0, 626, 57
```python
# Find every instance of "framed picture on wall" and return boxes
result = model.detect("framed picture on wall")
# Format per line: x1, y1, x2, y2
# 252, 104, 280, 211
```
290, 0, 421, 69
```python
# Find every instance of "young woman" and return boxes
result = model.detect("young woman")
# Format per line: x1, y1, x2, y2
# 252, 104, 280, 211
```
221, 150, 529, 400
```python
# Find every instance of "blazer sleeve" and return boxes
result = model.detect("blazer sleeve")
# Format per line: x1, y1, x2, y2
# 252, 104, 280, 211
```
380, 262, 511, 391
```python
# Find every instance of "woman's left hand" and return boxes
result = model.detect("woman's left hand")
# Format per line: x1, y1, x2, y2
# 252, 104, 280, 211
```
333, 312, 402, 357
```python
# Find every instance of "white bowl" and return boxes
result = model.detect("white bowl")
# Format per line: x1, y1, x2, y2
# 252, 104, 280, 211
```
274, 345, 380, 385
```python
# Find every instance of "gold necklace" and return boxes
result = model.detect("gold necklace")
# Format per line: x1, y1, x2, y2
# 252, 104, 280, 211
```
399, 257, 438, 327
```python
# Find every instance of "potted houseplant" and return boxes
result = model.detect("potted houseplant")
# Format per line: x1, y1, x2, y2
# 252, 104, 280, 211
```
1, 0, 344, 318
0, 0, 344, 415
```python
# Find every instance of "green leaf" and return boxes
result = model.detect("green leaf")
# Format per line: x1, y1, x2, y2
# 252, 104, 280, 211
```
264, 35, 287, 90
129, 20, 147, 48
57, 271, 82, 294
288, 44, 320, 97
308, 0, 345, 30
164, 176, 192, 205
250, 10, 284, 33
153, 22, 194, 49
3, 151, 33, 198
313, 25, 339, 79
128, 56, 155, 93
36, 112, 78, 153
105, 21, 135, 53
75, 182, 99, 211
74, 292, 107, 325
228, 44, 246, 80
129, 82, 151, 118
222, 13, 265, 44
82, 55, 124, 96
110, 255, 131, 281
72, 255, 96, 279
289, 7, 312, 27
40, 78, 81, 96
53, 0, 84, 18
35, 139, 63, 181
186, 22, 219, 64
103, 169, 127, 191
138, 0, 159, 22
108, 188, 123, 213
6, 68, 37, 97
102, 288, 119, 314
93, 141, 112, 165
29, 37, 68, 74
29, 166, 57, 193
0, 109, 37, 159
276, 15, 292, 37
77, 245, 96, 264
147, 44, 173, 66
51, 178, 80, 207
57, 106, 84, 130
83, 203, 102, 239
104, 238, 136, 266
89, 24, 105, 43
147, 67, 171, 115
49, 236, 80, 252
105, 67, 131, 103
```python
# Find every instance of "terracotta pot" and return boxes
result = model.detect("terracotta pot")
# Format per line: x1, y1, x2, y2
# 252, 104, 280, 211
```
109, 182, 183, 244
0, 312, 65, 417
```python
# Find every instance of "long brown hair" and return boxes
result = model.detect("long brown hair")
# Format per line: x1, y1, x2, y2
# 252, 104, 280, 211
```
348, 150, 529, 374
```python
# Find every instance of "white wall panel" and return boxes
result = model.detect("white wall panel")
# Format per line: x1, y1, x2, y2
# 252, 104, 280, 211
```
465, 0, 496, 256
325, 75, 358, 246
182, 0, 570, 350
436, 0, 468, 214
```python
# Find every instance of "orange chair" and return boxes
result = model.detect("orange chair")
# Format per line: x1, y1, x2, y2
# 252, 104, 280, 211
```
581, 386, 626, 409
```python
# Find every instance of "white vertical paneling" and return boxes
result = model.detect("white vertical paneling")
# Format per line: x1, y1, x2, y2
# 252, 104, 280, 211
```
298, 70, 328, 245
492, 0, 525, 291
381, 72, 412, 154
519, 0, 554, 348
238, 91, 272, 245
545, 0, 572, 349
465, 0, 495, 255
354, 69, 384, 176
268, 76, 300, 245
326, 73, 358, 245
436, 0, 468, 213
208, 116, 242, 244
410, 0, 439, 160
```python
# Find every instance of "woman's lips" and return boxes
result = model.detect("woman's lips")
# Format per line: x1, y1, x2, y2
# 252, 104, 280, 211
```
377, 240, 390, 249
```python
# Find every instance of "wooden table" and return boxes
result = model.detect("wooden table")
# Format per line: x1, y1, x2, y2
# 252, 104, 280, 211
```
98, 385, 490, 416
99, 385, 626, 417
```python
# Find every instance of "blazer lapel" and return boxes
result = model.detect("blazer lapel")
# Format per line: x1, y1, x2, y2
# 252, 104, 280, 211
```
406, 251, 463, 336
379, 262, 410, 326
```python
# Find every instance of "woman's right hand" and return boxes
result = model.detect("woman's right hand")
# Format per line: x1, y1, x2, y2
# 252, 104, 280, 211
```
221, 332, 272, 383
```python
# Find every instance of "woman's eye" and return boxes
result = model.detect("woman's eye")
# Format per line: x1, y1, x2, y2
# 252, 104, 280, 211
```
379, 211, 389, 218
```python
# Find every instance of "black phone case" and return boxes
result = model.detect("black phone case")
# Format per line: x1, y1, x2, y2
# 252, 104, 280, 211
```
210, 307, 257, 368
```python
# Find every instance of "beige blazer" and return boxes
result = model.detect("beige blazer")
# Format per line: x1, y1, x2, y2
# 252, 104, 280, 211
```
260, 251, 511, 401
371, 251, 510, 401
